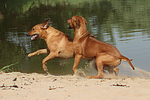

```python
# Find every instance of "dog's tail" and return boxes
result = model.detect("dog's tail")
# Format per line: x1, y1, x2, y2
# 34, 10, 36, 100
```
121, 55, 135, 70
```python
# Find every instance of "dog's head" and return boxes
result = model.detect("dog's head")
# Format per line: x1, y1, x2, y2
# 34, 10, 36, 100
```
27, 19, 49, 40
67, 16, 87, 30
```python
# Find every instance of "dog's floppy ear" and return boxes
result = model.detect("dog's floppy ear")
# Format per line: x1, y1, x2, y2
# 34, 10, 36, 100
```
74, 16, 81, 29
41, 19, 49, 29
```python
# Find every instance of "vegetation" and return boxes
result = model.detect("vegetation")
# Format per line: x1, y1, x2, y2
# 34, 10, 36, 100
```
0, 62, 20, 72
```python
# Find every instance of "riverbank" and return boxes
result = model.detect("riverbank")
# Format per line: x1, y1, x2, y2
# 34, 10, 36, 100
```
0, 72, 150, 100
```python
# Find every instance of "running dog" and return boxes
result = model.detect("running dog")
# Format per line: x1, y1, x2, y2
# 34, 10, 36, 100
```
27, 19, 74, 74
67, 16, 135, 79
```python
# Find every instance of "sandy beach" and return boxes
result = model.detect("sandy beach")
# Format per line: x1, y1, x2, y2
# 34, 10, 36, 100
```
0, 71, 150, 100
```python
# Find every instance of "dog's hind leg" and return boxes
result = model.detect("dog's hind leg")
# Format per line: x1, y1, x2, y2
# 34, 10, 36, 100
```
86, 53, 121, 79
113, 68, 119, 76
86, 57, 104, 79
28, 49, 49, 57
107, 67, 119, 76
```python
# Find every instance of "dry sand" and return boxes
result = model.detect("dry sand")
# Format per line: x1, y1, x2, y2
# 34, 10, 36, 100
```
0, 71, 150, 100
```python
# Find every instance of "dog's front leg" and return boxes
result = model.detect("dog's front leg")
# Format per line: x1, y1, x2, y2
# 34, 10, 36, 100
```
72, 54, 82, 74
28, 49, 49, 57
42, 52, 57, 75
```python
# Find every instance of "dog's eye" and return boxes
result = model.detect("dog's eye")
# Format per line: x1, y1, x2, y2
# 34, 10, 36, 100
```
32, 28, 34, 31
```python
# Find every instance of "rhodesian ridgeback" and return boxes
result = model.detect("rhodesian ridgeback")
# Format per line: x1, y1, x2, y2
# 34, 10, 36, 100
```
67, 16, 135, 79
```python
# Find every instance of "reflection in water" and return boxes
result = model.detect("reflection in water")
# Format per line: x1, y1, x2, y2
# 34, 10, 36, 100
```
0, 0, 150, 77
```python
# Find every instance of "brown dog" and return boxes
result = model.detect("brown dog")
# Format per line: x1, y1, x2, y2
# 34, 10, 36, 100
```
27, 19, 118, 76
27, 19, 74, 74
67, 16, 135, 79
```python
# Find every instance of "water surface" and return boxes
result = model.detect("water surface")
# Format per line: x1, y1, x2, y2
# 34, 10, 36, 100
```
0, 0, 150, 77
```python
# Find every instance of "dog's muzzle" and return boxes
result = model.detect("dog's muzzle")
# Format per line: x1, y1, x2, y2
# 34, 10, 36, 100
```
68, 25, 72, 29
26, 33, 39, 41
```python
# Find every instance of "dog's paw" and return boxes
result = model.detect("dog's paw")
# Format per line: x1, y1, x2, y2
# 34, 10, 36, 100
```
44, 72, 51, 76
86, 76, 93, 79
86, 76, 103, 79
28, 53, 33, 57
74, 69, 86, 77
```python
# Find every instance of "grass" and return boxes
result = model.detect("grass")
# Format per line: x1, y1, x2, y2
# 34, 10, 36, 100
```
0, 62, 19, 73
